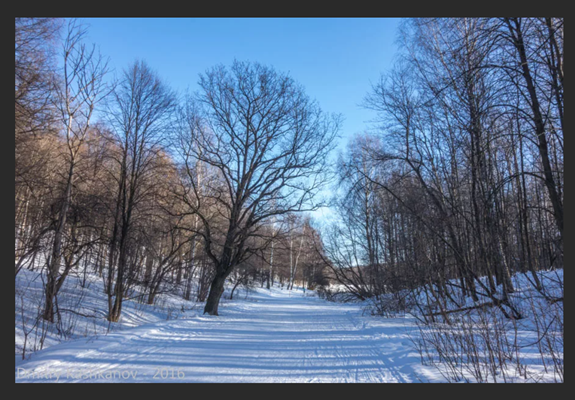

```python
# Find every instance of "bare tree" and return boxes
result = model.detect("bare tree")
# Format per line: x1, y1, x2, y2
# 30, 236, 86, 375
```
43, 20, 109, 322
177, 61, 340, 315
15, 18, 60, 277
15, 17, 59, 138
501, 17, 563, 239
105, 60, 176, 322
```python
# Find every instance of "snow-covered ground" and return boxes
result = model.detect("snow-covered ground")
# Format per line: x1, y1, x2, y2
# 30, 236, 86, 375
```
15, 269, 200, 366
15, 268, 562, 383
15, 286, 439, 383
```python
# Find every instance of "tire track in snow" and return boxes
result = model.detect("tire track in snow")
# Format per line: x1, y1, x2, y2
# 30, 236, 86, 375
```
16, 290, 421, 383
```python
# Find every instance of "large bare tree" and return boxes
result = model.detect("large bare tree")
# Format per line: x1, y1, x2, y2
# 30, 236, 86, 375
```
177, 61, 339, 315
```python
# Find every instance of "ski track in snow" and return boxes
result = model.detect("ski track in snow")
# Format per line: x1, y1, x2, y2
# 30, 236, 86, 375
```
15, 288, 427, 383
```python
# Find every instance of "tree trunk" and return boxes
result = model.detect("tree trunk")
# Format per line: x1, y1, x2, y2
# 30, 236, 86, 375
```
43, 161, 74, 322
108, 238, 128, 322
230, 277, 243, 301
506, 18, 563, 239
203, 272, 228, 315
43, 279, 56, 322
267, 239, 274, 290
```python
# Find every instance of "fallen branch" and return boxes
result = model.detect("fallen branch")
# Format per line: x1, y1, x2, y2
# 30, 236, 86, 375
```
423, 297, 522, 320
423, 301, 498, 317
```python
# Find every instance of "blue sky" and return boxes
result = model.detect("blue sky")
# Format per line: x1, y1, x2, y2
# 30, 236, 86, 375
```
83, 18, 401, 148
82, 18, 402, 222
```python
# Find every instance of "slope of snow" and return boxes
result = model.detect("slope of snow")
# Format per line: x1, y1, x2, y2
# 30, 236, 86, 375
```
15, 269, 201, 365
15, 287, 436, 383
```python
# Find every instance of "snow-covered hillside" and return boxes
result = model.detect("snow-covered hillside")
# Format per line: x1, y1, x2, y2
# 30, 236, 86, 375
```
15, 269, 201, 365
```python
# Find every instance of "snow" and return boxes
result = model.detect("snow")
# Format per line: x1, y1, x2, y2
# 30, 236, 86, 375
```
15, 269, 562, 383
15, 286, 435, 383
15, 268, 200, 366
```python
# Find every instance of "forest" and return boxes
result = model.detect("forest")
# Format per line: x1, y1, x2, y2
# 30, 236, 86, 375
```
15, 17, 563, 383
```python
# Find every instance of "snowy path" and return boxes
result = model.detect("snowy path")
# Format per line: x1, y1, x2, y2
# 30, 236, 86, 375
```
15, 288, 428, 383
